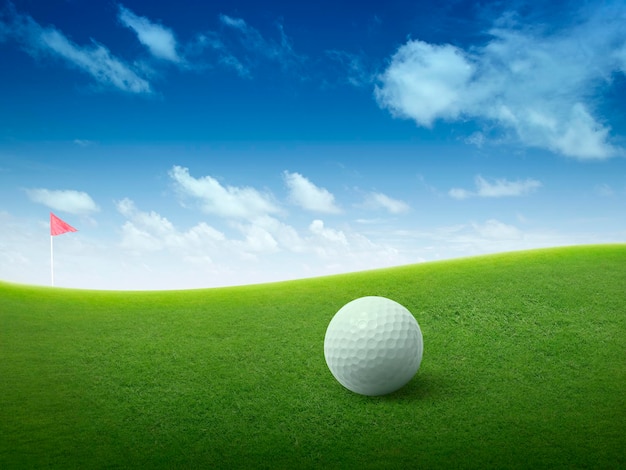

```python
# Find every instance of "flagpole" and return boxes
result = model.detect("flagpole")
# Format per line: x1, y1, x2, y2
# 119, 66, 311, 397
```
51, 235, 54, 287
49, 213, 77, 287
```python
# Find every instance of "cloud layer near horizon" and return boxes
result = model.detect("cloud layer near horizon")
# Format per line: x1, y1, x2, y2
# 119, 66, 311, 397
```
4, 159, 623, 290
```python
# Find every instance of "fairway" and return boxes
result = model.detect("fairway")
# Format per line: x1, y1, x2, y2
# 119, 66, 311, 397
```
1, 245, 625, 469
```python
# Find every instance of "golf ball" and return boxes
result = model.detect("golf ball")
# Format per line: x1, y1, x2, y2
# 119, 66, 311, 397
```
324, 296, 423, 396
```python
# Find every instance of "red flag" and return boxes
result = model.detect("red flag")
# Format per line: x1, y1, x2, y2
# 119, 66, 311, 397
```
50, 212, 77, 236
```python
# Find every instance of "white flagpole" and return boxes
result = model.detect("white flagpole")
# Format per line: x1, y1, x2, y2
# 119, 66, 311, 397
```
51, 235, 54, 287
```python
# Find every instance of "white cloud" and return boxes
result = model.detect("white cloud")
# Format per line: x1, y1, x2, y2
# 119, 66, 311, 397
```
375, 40, 474, 127
476, 175, 542, 197
118, 5, 180, 63
309, 219, 348, 245
284, 171, 341, 214
471, 219, 522, 240
391, 219, 549, 259
449, 175, 542, 199
170, 166, 281, 219
119, 221, 163, 252
41, 29, 151, 93
245, 215, 306, 253
0, 8, 151, 93
362, 192, 410, 214
116, 198, 225, 255
116, 198, 174, 236
235, 222, 279, 254
448, 188, 473, 200
306, 219, 403, 270
375, 5, 626, 159
26, 188, 100, 214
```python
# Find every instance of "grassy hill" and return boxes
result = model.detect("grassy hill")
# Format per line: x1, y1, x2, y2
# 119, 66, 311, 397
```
1, 244, 625, 469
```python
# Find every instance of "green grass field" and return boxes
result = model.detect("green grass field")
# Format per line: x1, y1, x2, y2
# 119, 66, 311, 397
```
1, 244, 625, 469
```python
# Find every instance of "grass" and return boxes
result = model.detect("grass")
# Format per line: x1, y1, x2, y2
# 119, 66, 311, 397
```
1, 244, 625, 469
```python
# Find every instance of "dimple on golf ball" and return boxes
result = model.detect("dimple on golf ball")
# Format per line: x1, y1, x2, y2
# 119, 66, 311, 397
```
324, 296, 423, 396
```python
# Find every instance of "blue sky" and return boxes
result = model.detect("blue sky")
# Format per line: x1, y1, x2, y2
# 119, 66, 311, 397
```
0, 0, 625, 289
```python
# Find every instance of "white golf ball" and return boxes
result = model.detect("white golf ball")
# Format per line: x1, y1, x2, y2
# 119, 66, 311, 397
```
324, 296, 423, 396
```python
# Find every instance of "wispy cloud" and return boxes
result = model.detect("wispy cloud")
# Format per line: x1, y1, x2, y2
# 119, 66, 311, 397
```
164, 13, 304, 79
361, 192, 410, 214
325, 50, 373, 87
180, 30, 251, 76
118, 5, 180, 63
218, 14, 302, 75
220, 14, 292, 61
26, 188, 100, 214
219, 15, 247, 30
284, 171, 341, 214
595, 184, 615, 197
375, 4, 626, 159
73, 139, 95, 147
0, 5, 151, 93
169, 166, 281, 219
218, 52, 251, 78
1, 4, 305, 90
449, 175, 542, 199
